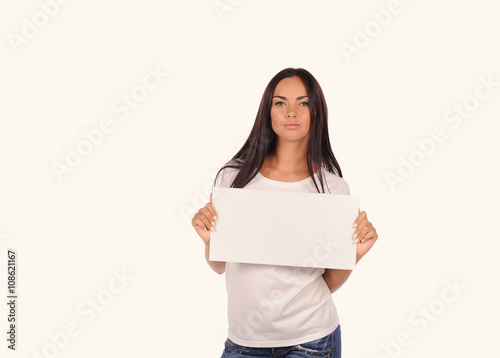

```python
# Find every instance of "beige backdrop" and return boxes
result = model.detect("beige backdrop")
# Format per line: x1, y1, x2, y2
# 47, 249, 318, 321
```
0, 0, 498, 357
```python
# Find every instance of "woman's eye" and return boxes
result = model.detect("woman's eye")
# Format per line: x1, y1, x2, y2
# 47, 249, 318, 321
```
273, 101, 308, 106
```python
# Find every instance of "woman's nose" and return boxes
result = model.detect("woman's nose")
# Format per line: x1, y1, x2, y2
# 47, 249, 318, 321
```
286, 108, 297, 117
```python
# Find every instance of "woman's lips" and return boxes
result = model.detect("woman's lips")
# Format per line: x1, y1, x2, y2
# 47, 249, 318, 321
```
284, 123, 300, 129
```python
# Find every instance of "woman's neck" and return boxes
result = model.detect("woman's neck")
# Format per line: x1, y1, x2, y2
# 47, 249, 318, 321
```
261, 141, 319, 178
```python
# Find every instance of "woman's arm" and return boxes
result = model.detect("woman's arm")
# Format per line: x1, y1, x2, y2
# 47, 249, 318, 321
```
192, 193, 226, 274
322, 254, 360, 294
323, 210, 378, 293
204, 241, 226, 274
323, 269, 353, 294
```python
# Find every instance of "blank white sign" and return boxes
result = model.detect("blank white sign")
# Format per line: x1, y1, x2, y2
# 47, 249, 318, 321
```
209, 187, 359, 269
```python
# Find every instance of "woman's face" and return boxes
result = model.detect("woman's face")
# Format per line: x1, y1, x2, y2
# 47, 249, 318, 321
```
270, 76, 311, 145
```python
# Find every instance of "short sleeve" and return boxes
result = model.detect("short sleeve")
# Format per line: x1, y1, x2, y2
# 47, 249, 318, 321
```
211, 166, 239, 192
338, 178, 350, 195
324, 169, 350, 195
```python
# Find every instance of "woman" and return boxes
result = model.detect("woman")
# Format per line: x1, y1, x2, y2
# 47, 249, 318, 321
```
192, 68, 378, 358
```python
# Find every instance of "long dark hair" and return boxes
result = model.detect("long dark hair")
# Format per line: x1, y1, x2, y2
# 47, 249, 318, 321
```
213, 67, 343, 193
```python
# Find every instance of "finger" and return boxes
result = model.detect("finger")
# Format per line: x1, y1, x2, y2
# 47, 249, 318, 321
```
359, 222, 376, 242
206, 202, 218, 221
353, 210, 366, 229
363, 227, 378, 243
192, 214, 212, 231
353, 218, 368, 240
201, 206, 217, 227
358, 225, 371, 242
360, 230, 376, 243
196, 209, 215, 231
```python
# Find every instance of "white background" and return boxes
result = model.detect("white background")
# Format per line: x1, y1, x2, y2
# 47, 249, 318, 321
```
0, 0, 499, 357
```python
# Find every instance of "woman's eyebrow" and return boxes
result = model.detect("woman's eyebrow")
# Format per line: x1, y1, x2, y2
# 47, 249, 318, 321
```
272, 95, 309, 100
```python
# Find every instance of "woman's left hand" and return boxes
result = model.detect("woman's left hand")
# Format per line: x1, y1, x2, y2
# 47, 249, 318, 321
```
352, 209, 378, 263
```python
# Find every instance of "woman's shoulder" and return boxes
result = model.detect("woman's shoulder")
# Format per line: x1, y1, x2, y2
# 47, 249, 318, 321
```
212, 159, 242, 189
321, 167, 350, 195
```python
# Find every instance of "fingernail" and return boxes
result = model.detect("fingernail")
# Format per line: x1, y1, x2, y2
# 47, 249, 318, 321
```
361, 239, 365, 243
352, 233, 357, 240
214, 216, 218, 221
210, 227, 215, 232
211, 221, 216, 227
353, 223, 357, 228
353, 239, 359, 244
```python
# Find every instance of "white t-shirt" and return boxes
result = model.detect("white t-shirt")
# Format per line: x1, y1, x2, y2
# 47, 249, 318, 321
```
212, 164, 351, 348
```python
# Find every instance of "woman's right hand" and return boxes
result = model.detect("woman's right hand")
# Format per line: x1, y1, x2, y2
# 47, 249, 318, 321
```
191, 192, 218, 245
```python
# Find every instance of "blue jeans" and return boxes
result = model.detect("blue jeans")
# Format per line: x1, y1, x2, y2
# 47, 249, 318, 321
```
220, 324, 341, 358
